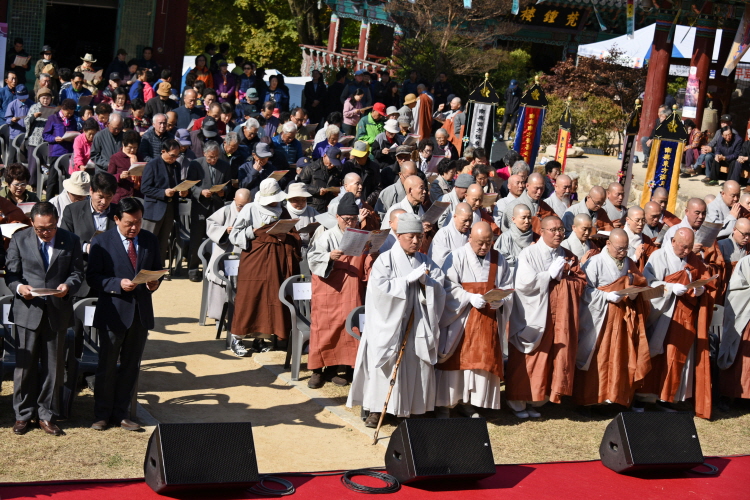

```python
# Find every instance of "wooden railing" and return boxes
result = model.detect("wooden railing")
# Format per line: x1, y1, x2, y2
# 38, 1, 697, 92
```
299, 45, 389, 76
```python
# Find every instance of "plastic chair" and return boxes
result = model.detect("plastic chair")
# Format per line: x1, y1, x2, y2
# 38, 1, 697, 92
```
197, 238, 213, 326
0, 295, 17, 380
212, 251, 240, 346
169, 198, 192, 276
11, 133, 26, 166
0, 124, 9, 165
278, 274, 312, 381
52, 154, 71, 193
345, 306, 365, 340
33, 142, 49, 197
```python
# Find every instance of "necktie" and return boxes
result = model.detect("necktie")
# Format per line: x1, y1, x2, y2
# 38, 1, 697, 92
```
40, 242, 49, 271
127, 238, 137, 269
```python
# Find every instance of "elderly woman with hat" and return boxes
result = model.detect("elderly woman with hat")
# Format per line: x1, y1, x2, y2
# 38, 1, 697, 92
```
228, 178, 302, 356
24, 87, 55, 186
371, 118, 404, 165
49, 170, 90, 226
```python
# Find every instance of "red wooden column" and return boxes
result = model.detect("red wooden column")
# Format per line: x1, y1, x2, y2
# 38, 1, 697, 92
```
327, 13, 340, 53
357, 21, 370, 64
637, 18, 674, 150
684, 10, 716, 128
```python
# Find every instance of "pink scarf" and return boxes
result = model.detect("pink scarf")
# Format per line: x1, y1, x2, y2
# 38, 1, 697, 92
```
59, 111, 70, 127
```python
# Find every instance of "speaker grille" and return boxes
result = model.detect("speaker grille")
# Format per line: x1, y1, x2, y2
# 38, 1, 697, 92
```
620, 412, 703, 465
158, 422, 260, 485
405, 419, 495, 477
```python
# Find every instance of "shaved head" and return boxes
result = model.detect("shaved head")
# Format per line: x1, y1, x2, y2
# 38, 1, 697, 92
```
740, 193, 750, 210
526, 172, 545, 201
734, 217, 750, 247
672, 227, 695, 259
651, 187, 668, 212
572, 213, 593, 241
512, 203, 532, 232
388, 208, 407, 232
344, 172, 361, 185
607, 228, 629, 261
235, 188, 251, 203
644, 201, 662, 227
453, 202, 473, 234
465, 183, 484, 210
343, 172, 362, 197
404, 175, 426, 205
607, 182, 625, 207
555, 174, 572, 200
585, 186, 606, 211
721, 180, 741, 208
627, 206, 644, 218
685, 198, 707, 230
704, 194, 716, 204
455, 202, 472, 216
540, 215, 564, 248
573, 213, 592, 226
507, 174, 525, 197
513, 203, 531, 217
469, 221, 493, 257
400, 161, 417, 178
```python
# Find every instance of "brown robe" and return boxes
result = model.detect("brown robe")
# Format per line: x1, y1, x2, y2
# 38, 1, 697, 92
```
663, 210, 681, 227
231, 211, 302, 339
530, 200, 557, 236
505, 248, 587, 402
309, 253, 373, 369
441, 250, 503, 379
480, 209, 501, 236
441, 111, 465, 154
702, 241, 727, 305
573, 265, 652, 406
633, 234, 659, 272
639, 253, 713, 419
415, 93, 433, 141
720, 320, 750, 399
359, 201, 381, 231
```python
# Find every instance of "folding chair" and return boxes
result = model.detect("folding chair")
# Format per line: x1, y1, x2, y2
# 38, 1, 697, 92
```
0, 295, 16, 380
0, 124, 9, 166
169, 198, 191, 276
345, 306, 365, 340
278, 274, 312, 381
213, 251, 240, 347
33, 141, 49, 197
52, 154, 71, 194
197, 238, 213, 326
11, 133, 26, 167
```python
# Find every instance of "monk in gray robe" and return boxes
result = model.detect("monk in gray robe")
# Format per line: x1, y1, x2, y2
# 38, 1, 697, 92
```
428, 202, 472, 268
602, 182, 626, 227
719, 253, 750, 403
502, 172, 555, 234
562, 186, 606, 238
624, 206, 658, 271
544, 173, 571, 218
561, 213, 598, 263
493, 174, 524, 229
495, 203, 537, 273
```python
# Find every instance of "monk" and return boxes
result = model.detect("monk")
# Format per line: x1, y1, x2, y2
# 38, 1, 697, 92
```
229, 179, 302, 354
307, 193, 373, 389
603, 182, 627, 228
285, 182, 319, 265
327, 172, 380, 231
544, 173, 572, 219
428, 202, 472, 267
719, 252, 750, 404
562, 186, 607, 237
717, 217, 750, 301
493, 174, 525, 229
502, 172, 555, 234
437, 173, 474, 228
378, 208, 406, 255
637, 228, 713, 418
459, 183, 500, 235
382, 175, 428, 228
623, 206, 658, 271
505, 216, 586, 418
435, 222, 514, 417
705, 180, 741, 239
561, 213, 598, 263
574, 229, 651, 408
347, 213, 446, 426
651, 187, 681, 227
642, 200, 667, 245
740, 192, 750, 213
495, 203, 538, 272
412, 84, 433, 141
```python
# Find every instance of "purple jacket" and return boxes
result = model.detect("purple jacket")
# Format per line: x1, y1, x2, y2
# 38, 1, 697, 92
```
43, 112, 78, 157
213, 72, 237, 103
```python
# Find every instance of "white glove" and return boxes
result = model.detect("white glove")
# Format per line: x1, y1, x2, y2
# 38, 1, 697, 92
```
548, 256, 566, 280
693, 286, 705, 297
606, 291, 624, 303
405, 263, 427, 283
672, 283, 688, 296
470, 294, 487, 309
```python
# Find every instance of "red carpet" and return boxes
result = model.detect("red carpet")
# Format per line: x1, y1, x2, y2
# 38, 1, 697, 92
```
1, 456, 747, 499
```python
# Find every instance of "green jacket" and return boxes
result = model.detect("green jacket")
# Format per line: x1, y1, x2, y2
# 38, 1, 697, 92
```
355, 112, 384, 145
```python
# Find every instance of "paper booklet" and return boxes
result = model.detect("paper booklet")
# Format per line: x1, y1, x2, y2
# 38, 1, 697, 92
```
268, 170, 289, 181
340, 228, 389, 256
482, 289, 514, 302
687, 274, 719, 290
338, 135, 356, 147
615, 285, 665, 300
39, 106, 59, 119
266, 219, 300, 235
131, 269, 170, 285
326, 186, 341, 195
17, 202, 35, 214
300, 139, 314, 151
422, 201, 450, 225
30, 288, 60, 297
296, 222, 320, 235
590, 231, 610, 240
340, 147, 353, 156
694, 221, 722, 248
82, 69, 103, 82
62, 131, 80, 141
127, 163, 147, 176
173, 179, 200, 192
426, 155, 445, 173
13, 55, 30, 66
0, 223, 28, 239
402, 134, 421, 146
482, 193, 499, 208
303, 123, 318, 137
209, 181, 230, 193
77, 95, 93, 107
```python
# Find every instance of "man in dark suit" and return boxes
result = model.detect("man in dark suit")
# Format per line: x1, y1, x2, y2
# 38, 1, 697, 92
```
140, 138, 189, 264
6, 202, 83, 436
185, 140, 232, 282
87, 197, 162, 431
303, 69, 327, 125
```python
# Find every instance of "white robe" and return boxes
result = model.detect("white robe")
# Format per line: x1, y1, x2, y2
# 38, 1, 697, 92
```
382, 196, 424, 230
561, 234, 593, 260
624, 224, 644, 259
642, 243, 694, 401
378, 230, 398, 254
435, 244, 513, 409
205, 202, 241, 319
347, 245, 446, 417
577, 252, 629, 370
544, 193, 569, 219
720, 254, 750, 370
437, 189, 461, 228
493, 192, 517, 230
706, 196, 736, 240
307, 225, 343, 277
502, 191, 541, 231
662, 216, 693, 244
428, 221, 469, 268
229, 202, 283, 250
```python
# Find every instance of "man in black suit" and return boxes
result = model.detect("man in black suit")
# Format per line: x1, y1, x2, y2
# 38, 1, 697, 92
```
185, 140, 232, 282
87, 198, 163, 431
141, 138, 189, 264
303, 69, 327, 125
6, 202, 84, 436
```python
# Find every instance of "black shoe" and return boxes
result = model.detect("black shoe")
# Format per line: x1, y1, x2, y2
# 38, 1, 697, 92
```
307, 372, 324, 389
364, 412, 381, 428
188, 270, 202, 282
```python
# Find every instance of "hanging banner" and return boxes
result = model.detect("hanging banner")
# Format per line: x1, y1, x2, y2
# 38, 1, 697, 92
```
555, 97, 572, 171
0, 24, 6, 88
462, 75, 499, 155
682, 66, 700, 119
512, 77, 548, 168
619, 100, 642, 203
639, 112, 688, 214
723, 4, 750, 76
626, 0, 635, 38
467, 102, 492, 150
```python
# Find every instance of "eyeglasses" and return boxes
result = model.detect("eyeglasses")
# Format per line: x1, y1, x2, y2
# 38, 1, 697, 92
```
34, 226, 56, 234
340, 216, 358, 223
72, 80, 83, 85
735, 229, 750, 238
543, 227, 565, 234
628, 218, 646, 224
10, 182, 27, 188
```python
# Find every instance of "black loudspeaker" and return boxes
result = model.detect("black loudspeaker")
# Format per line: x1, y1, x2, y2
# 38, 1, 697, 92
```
600, 412, 704, 474
385, 418, 496, 484
144, 422, 260, 493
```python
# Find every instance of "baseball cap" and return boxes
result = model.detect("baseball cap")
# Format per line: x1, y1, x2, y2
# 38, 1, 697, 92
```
455, 173, 474, 189
109, 72, 122, 81
350, 140, 369, 158
373, 102, 386, 116
247, 88, 259, 100
202, 117, 219, 138
175, 128, 192, 146
720, 114, 733, 122
326, 147, 343, 167
354, 69, 364, 76
296, 156, 311, 169
395, 145, 413, 156
15, 84, 28, 98
255, 142, 273, 158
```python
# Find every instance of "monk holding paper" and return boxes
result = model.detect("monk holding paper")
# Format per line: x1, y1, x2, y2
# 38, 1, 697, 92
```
719, 253, 750, 404
623, 206, 658, 272
573, 229, 652, 408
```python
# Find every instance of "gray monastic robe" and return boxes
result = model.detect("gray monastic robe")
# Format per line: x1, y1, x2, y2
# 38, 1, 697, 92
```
494, 223, 534, 271
562, 201, 598, 238
545, 193, 569, 219
428, 221, 469, 268
437, 189, 461, 228
493, 192, 518, 229
205, 202, 241, 319
374, 180, 406, 220
706, 196, 736, 240
720, 255, 750, 370
382, 196, 425, 230
603, 199, 626, 226
503, 191, 540, 231
561, 234, 594, 260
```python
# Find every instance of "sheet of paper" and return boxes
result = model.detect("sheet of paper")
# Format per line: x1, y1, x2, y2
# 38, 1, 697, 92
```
82, 69, 102, 82
0, 222, 27, 239
292, 282, 312, 300
482, 193, 499, 208
84, 306, 96, 327
209, 181, 230, 193
340, 227, 371, 256
482, 289, 514, 302
694, 221, 722, 248
615, 285, 665, 299
326, 186, 340, 195
13, 55, 30, 66
77, 95, 93, 107
131, 269, 169, 285
427, 173, 438, 184
687, 274, 719, 290
402, 134, 420, 146
340, 147, 353, 157
639, 285, 666, 300
300, 139, 314, 151
268, 170, 289, 181
266, 218, 300, 235
366, 230, 390, 254
17, 202, 35, 214
40, 106, 59, 119
426, 155, 445, 173
590, 231, 610, 240
2, 304, 12, 325
223, 259, 239, 276
358, 314, 365, 335
338, 135, 356, 147
62, 131, 80, 141
296, 222, 320, 235
30, 288, 60, 297
303, 124, 318, 137
422, 201, 450, 225
128, 163, 146, 176
173, 179, 200, 192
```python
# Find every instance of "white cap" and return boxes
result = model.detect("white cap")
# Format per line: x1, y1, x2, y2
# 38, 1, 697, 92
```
256, 179, 286, 206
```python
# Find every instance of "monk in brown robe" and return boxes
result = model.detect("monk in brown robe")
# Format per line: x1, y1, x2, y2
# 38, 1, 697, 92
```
505, 216, 586, 418
574, 229, 651, 407
642, 201, 667, 245
307, 193, 373, 388
624, 206, 658, 271
637, 227, 713, 419
651, 186, 681, 227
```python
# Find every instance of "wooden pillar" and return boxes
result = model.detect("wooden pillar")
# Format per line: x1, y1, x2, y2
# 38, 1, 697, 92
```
685, 15, 717, 129
637, 18, 674, 150
327, 13, 340, 53
713, 24, 738, 124
357, 21, 370, 63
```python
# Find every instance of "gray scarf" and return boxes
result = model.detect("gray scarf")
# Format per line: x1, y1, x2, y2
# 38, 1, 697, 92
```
510, 222, 534, 248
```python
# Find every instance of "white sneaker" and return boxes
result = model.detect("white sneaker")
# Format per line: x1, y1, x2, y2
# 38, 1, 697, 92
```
526, 406, 541, 418
512, 409, 530, 419
435, 407, 450, 419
